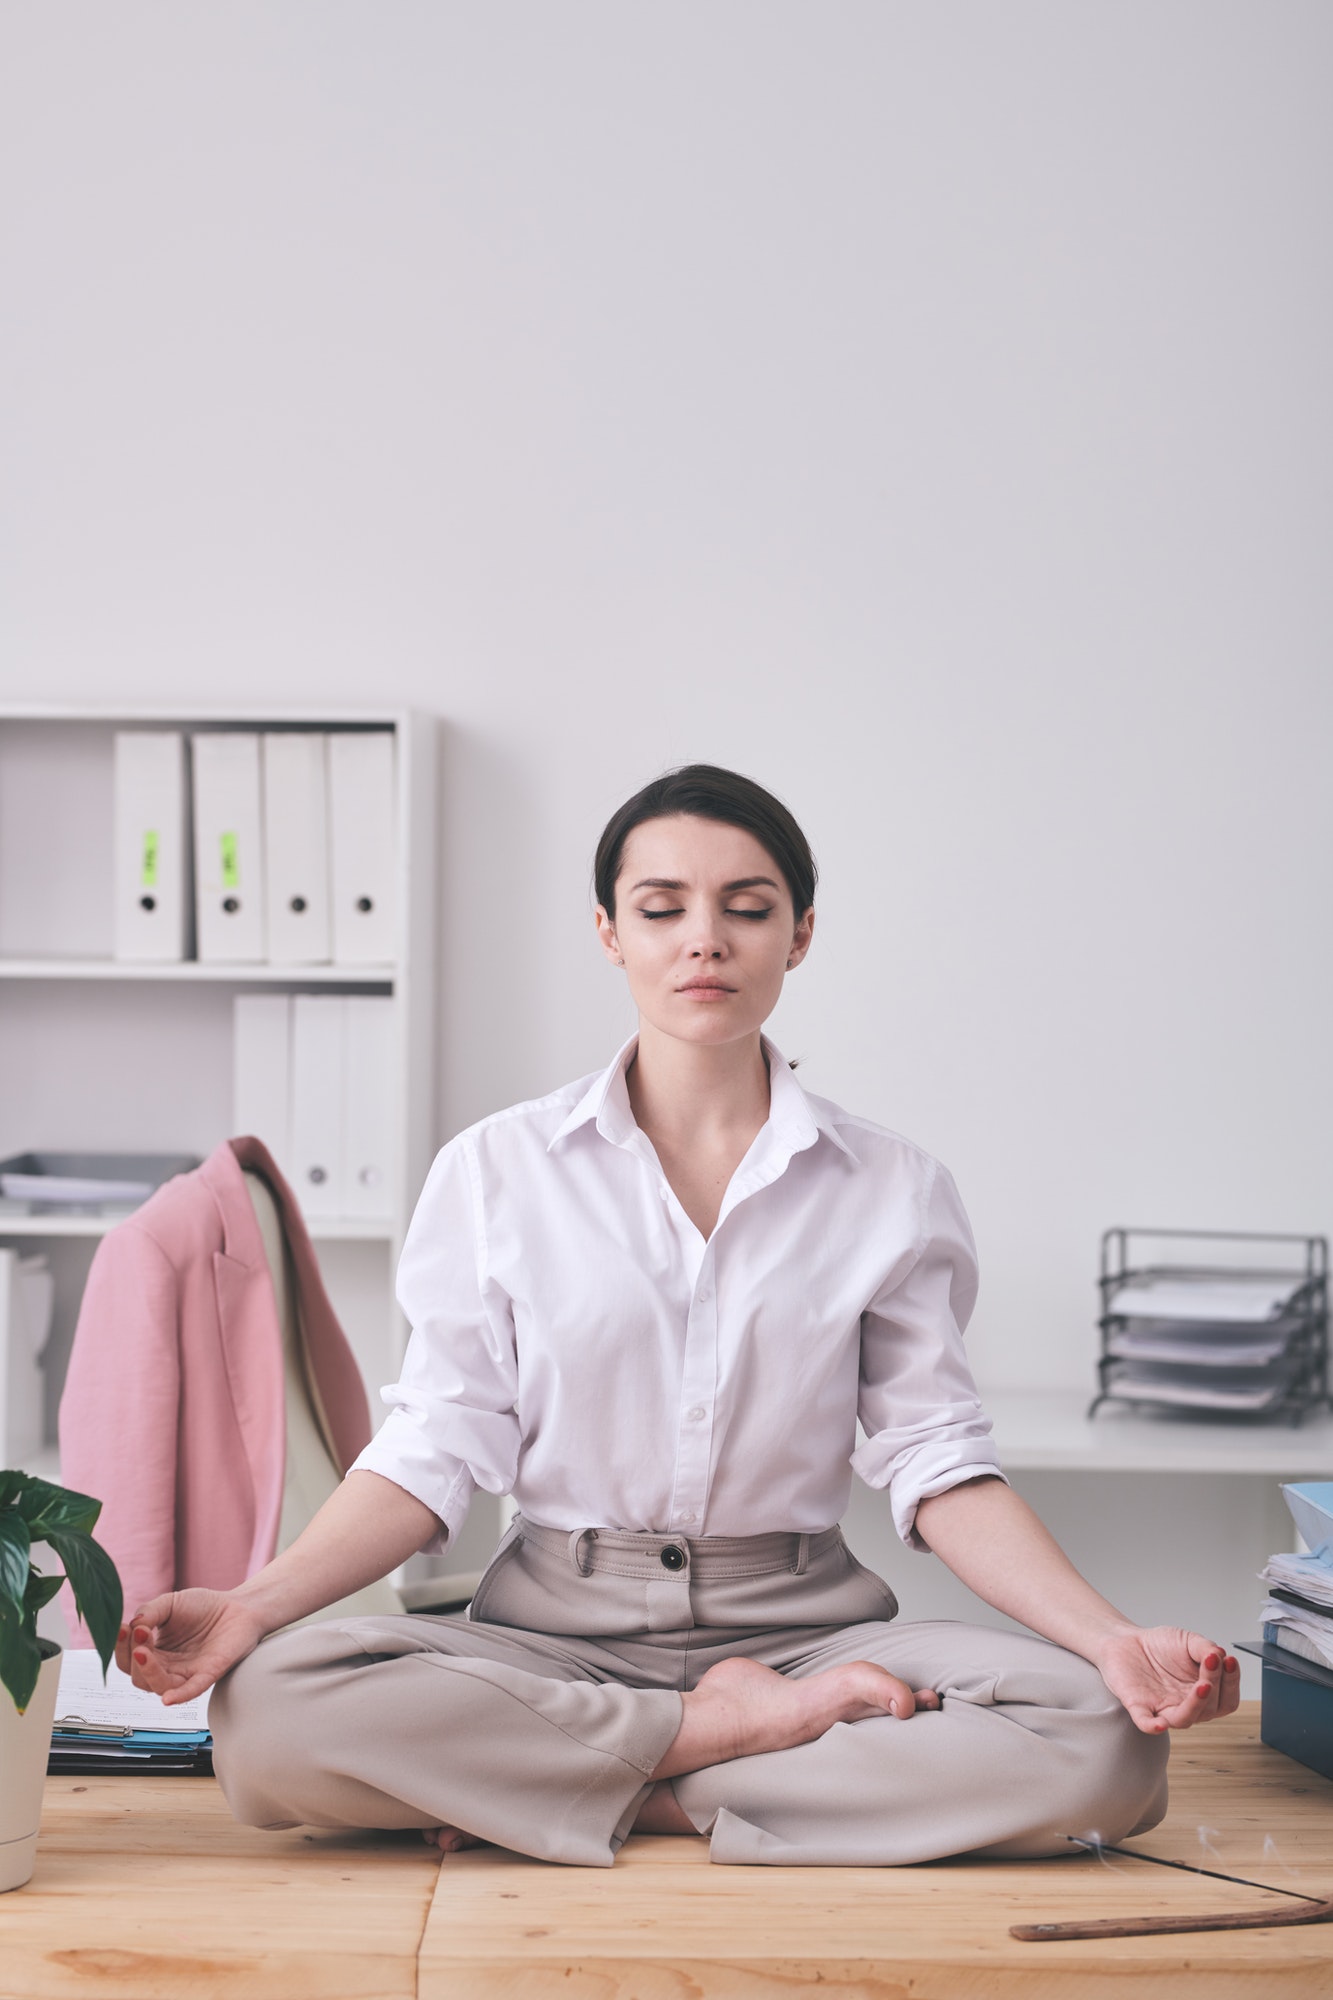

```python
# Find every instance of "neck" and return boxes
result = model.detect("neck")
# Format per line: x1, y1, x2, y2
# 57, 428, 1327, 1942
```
626, 1021, 772, 1148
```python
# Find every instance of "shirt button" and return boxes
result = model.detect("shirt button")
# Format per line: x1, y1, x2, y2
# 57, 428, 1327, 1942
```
686, 1405, 706, 1422
697, 1286, 711, 1303
679, 1510, 697, 1525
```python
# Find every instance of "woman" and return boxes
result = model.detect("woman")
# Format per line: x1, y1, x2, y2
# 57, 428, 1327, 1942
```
120, 765, 1239, 1868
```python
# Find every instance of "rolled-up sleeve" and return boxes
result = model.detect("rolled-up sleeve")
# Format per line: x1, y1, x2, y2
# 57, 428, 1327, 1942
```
349, 1134, 520, 1555
850, 1159, 1006, 1550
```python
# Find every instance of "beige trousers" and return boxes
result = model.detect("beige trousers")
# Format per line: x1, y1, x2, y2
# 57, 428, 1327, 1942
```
210, 1518, 1169, 1868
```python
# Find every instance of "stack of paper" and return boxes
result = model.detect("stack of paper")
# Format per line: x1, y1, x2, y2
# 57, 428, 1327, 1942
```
1258, 1483, 1333, 1673
1105, 1273, 1311, 1413
1107, 1276, 1308, 1323
48, 1651, 212, 1775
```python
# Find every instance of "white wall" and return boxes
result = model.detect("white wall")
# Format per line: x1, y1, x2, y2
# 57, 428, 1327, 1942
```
3, 1, 1331, 1422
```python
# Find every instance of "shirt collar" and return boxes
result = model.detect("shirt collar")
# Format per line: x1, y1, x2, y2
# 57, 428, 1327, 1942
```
548, 1033, 857, 1163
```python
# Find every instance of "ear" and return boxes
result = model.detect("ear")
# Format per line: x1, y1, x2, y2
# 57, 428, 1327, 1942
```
594, 904, 624, 967
785, 905, 815, 972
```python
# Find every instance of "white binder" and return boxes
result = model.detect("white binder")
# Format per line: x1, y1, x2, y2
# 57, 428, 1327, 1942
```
0, 1250, 54, 1468
328, 732, 396, 964
290, 995, 345, 1217
113, 731, 189, 961
263, 734, 332, 964
233, 994, 292, 1178
193, 733, 266, 962
343, 997, 394, 1219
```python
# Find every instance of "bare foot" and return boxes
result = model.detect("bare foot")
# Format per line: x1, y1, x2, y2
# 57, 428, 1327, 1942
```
652, 1656, 939, 1782
421, 1824, 488, 1853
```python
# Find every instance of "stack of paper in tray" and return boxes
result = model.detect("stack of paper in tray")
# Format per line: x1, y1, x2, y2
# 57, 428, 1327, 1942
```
1260, 1483, 1333, 1672
49, 1650, 212, 1775
1103, 1273, 1311, 1412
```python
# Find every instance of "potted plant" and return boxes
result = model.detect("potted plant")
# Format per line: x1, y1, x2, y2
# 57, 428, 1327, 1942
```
1, 1470, 122, 1892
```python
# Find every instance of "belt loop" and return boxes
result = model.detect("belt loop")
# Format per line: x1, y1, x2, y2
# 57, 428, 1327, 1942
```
792, 1532, 810, 1575
568, 1527, 597, 1576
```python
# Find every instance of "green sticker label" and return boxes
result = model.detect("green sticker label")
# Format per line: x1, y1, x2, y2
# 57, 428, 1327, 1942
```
220, 831, 240, 889
141, 830, 159, 888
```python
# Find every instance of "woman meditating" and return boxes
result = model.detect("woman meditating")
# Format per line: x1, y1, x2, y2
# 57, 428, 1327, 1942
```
120, 765, 1239, 1867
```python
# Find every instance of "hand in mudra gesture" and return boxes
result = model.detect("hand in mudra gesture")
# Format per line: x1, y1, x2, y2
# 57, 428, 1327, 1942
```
114, 1588, 267, 1706
1096, 1624, 1241, 1734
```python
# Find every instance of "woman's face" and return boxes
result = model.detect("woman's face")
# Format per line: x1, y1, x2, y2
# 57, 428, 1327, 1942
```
595, 814, 814, 1050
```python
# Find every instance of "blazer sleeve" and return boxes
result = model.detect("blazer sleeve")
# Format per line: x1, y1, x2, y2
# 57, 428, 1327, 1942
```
58, 1222, 182, 1637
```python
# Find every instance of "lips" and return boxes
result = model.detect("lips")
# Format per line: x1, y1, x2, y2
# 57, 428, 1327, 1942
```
678, 980, 736, 994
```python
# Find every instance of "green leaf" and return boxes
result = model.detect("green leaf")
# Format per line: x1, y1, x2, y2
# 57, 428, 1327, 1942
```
24, 1479, 102, 1538
24, 1570, 64, 1616
45, 1529, 122, 1674
0, 1595, 42, 1713
0, 1511, 31, 1613
0, 1470, 26, 1508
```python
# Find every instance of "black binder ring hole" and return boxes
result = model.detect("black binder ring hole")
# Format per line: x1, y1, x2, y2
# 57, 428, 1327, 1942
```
290, 896, 307, 913
356, 896, 374, 913
222, 896, 240, 914
139, 895, 156, 912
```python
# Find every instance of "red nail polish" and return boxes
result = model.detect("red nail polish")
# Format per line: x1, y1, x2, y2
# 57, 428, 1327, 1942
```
134, 1650, 148, 1664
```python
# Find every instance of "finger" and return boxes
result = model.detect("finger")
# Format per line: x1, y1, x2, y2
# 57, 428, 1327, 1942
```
115, 1604, 163, 1672
1147, 1679, 1220, 1732
129, 1644, 181, 1697
130, 1645, 212, 1704
127, 1595, 178, 1645
1218, 1656, 1242, 1717
913, 1687, 941, 1711
875, 1670, 919, 1719
159, 1673, 215, 1706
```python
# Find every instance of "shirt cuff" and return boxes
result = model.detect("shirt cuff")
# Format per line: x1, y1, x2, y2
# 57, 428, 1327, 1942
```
348, 1419, 476, 1556
895, 1453, 1009, 1552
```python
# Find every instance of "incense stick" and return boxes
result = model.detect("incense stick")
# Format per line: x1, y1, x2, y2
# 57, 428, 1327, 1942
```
1008, 1838, 1333, 1942
1065, 1837, 1323, 1905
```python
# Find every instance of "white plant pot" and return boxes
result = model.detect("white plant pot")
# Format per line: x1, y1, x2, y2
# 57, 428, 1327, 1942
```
0, 1644, 61, 1892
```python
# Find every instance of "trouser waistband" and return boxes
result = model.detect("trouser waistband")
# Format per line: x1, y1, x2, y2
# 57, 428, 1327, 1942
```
514, 1517, 843, 1580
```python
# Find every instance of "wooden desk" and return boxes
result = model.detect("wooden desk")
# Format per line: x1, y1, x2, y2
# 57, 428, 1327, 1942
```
7, 1708, 1332, 1998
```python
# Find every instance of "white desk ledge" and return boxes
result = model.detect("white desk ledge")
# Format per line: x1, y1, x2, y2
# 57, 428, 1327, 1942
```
984, 1390, 1333, 1476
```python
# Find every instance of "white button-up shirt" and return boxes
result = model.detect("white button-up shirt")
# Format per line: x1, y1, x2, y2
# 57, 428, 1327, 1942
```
352, 1037, 1006, 1554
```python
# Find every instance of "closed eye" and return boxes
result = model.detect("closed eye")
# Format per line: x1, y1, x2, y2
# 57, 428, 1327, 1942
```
640, 906, 773, 920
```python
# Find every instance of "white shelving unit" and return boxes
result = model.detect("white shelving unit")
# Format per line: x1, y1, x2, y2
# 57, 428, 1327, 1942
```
0, 702, 438, 1469
0, 960, 394, 983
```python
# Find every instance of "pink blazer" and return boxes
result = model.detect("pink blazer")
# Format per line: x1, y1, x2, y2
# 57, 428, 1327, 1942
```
58, 1137, 373, 1637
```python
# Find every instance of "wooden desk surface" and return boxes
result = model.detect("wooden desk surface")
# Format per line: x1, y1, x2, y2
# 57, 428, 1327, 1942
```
7, 1706, 1332, 1999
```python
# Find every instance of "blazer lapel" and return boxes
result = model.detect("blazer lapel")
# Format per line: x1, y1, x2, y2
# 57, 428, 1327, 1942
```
201, 1145, 286, 1575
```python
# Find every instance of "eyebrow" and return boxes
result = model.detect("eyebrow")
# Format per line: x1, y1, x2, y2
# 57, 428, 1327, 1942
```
627, 876, 781, 894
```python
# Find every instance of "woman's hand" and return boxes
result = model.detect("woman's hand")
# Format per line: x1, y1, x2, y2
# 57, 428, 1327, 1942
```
114, 1589, 268, 1705
1093, 1625, 1242, 1734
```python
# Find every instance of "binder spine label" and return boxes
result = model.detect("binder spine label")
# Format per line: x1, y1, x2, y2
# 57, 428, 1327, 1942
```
141, 831, 159, 888
220, 831, 240, 888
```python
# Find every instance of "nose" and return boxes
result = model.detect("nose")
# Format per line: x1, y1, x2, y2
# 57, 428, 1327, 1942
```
686, 917, 727, 959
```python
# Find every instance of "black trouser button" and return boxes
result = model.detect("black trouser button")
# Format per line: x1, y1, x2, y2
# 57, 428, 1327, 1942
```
659, 1544, 687, 1571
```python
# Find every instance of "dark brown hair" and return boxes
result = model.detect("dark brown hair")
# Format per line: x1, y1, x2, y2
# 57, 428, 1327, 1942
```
594, 765, 817, 919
